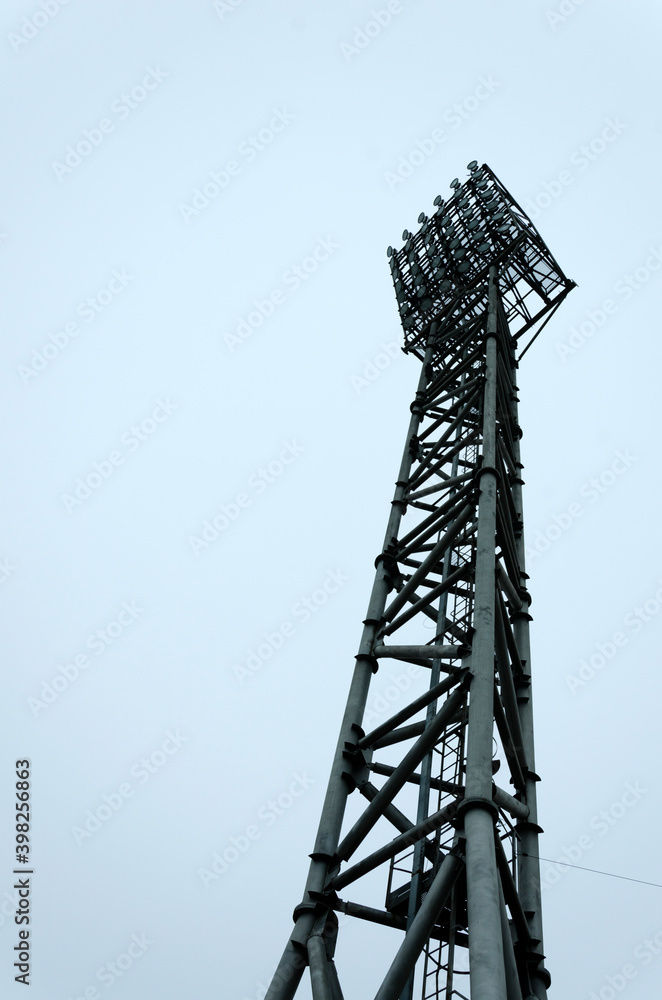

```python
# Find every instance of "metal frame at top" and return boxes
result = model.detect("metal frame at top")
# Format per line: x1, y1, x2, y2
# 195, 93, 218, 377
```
390, 162, 574, 357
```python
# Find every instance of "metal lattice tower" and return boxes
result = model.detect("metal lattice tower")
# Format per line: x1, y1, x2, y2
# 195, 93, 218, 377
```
265, 162, 574, 1000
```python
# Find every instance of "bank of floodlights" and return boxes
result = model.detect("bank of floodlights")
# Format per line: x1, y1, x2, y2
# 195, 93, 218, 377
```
388, 161, 575, 357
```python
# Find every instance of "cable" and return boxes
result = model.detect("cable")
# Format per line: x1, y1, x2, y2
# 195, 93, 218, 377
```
522, 852, 662, 890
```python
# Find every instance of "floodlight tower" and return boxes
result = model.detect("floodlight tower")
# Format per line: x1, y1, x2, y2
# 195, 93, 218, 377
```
264, 162, 574, 1000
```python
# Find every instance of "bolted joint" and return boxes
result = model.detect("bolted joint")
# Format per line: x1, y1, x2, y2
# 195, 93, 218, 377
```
308, 907, 340, 961
342, 745, 367, 781
342, 741, 366, 763
474, 465, 500, 489
349, 721, 364, 741
408, 434, 421, 459
354, 652, 378, 674
375, 548, 406, 593
339, 769, 357, 793
292, 899, 318, 927
293, 897, 341, 962
381, 552, 404, 592
455, 795, 500, 823
526, 952, 552, 991
516, 820, 544, 836
340, 745, 370, 792
323, 857, 342, 883
307, 853, 334, 870
511, 608, 533, 623
373, 552, 387, 571
538, 966, 552, 990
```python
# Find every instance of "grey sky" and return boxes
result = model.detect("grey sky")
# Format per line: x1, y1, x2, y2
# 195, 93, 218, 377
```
2, 1, 662, 997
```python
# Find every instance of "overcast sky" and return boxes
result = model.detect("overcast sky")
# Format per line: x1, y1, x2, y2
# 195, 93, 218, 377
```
2, 1, 662, 998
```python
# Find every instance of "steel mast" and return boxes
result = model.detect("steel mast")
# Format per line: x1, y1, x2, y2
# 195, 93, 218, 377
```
264, 162, 574, 1000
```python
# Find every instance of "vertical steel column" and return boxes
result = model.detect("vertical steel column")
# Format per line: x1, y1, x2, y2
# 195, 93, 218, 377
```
507, 327, 550, 1000
307, 934, 335, 1000
499, 881, 523, 1000
461, 267, 507, 1000
265, 333, 438, 1000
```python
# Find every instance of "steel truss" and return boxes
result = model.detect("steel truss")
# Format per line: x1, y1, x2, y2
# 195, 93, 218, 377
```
264, 164, 574, 1000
